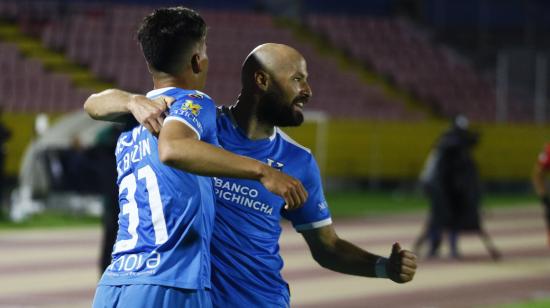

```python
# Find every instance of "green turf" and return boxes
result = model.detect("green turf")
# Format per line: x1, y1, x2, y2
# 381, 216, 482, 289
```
0, 211, 100, 229
325, 190, 538, 217
325, 190, 427, 217
0, 191, 538, 229
487, 298, 550, 308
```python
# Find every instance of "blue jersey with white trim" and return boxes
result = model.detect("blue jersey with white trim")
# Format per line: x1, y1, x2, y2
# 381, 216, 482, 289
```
211, 107, 332, 307
98, 88, 218, 290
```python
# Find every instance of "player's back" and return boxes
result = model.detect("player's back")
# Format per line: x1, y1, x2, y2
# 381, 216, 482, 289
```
98, 88, 217, 290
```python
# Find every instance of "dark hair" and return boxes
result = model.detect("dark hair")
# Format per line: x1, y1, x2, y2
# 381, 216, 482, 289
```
137, 7, 206, 75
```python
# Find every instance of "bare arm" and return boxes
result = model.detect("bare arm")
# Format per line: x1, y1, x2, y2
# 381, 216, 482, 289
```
159, 120, 307, 209
85, 89, 308, 208
84, 89, 172, 134
301, 225, 417, 283
84, 89, 134, 120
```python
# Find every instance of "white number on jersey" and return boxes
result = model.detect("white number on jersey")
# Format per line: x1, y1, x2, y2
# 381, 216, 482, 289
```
114, 165, 168, 253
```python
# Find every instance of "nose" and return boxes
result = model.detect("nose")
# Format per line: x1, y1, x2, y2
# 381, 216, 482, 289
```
301, 82, 312, 98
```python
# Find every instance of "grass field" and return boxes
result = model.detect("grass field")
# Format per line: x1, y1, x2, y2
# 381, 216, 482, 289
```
493, 299, 550, 308
0, 190, 538, 229
325, 190, 538, 217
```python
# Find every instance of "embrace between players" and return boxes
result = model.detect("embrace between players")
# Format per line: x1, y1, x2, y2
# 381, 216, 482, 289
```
86, 7, 417, 308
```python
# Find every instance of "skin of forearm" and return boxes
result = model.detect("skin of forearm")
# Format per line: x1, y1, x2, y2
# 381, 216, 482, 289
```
533, 164, 547, 197
159, 136, 265, 180
312, 238, 381, 277
84, 89, 133, 121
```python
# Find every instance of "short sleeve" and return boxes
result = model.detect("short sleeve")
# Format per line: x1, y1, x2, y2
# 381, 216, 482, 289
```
163, 94, 216, 140
281, 155, 332, 232
538, 144, 550, 170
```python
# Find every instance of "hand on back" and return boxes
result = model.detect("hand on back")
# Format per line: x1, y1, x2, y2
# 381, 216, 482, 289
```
128, 95, 174, 135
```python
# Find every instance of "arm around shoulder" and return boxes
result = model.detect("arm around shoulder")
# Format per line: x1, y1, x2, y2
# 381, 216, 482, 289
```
84, 89, 135, 121
158, 120, 307, 209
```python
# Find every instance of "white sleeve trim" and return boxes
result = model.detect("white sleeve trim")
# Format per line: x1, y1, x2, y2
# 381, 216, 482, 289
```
164, 116, 201, 140
294, 217, 333, 232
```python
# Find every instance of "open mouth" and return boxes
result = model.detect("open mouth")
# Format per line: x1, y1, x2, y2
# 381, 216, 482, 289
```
293, 98, 307, 112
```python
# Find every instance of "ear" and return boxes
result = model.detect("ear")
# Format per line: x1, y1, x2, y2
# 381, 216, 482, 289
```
191, 54, 202, 74
254, 70, 269, 91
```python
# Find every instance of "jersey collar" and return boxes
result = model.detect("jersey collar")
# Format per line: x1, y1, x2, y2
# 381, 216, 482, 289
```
146, 87, 176, 98
226, 107, 277, 142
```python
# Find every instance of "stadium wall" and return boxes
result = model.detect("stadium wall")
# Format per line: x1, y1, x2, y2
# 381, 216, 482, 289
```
3, 114, 547, 181
283, 120, 548, 181
3, 113, 36, 177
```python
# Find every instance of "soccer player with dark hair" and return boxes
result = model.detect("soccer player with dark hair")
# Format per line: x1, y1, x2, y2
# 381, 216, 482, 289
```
86, 43, 417, 307
533, 143, 550, 247
88, 8, 307, 308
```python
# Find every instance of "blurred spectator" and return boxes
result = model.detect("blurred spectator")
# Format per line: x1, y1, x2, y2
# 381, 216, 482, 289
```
89, 124, 121, 273
415, 115, 500, 260
532, 143, 550, 247
0, 108, 11, 215
90, 118, 136, 273
41, 120, 132, 272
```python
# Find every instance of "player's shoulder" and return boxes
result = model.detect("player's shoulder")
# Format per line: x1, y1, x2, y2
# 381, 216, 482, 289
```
170, 89, 214, 104
167, 89, 216, 117
275, 128, 313, 161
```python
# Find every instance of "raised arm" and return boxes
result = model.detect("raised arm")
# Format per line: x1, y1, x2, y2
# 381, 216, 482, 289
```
84, 89, 172, 134
301, 225, 416, 283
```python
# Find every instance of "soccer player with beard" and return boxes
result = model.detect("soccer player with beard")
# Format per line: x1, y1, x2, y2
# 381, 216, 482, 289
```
88, 9, 307, 308
85, 43, 417, 307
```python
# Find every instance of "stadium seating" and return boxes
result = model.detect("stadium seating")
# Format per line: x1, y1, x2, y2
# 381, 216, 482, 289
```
307, 14, 505, 122
0, 1, 424, 120
0, 42, 92, 112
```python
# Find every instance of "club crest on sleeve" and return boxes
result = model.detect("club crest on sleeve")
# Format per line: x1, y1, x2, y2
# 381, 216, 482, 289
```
181, 100, 202, 116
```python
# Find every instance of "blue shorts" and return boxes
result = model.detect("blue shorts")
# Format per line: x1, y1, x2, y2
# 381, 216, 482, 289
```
92, 284, 212, 308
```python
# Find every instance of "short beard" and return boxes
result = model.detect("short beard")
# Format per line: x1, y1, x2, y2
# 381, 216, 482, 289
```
258, 91, 304, 127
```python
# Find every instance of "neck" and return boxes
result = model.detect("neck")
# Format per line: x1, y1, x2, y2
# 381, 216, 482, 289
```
231, 91, 275, 140
152, 71, 199, 91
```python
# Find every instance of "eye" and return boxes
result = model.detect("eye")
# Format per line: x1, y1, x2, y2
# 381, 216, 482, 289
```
293, 77, 302, 81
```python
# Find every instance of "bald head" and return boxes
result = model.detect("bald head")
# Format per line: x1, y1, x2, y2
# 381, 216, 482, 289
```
238, 43, 312, 128
241, 43, 305, 88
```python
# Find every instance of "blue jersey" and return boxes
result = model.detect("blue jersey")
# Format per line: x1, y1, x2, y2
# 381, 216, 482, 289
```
98, 87, 218, 290
210, 107, 332, 307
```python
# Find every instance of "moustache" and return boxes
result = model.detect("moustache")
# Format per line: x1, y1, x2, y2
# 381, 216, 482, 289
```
293, 95, 309, 105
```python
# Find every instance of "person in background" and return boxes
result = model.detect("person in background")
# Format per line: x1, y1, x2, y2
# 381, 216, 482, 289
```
90, 122, 136, 273
532, 143, 550, 247
415, 115, 500, 260
0, 108, 11, 216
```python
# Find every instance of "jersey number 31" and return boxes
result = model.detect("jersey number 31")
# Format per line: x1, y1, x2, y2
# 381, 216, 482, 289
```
114, 165, 169, 253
